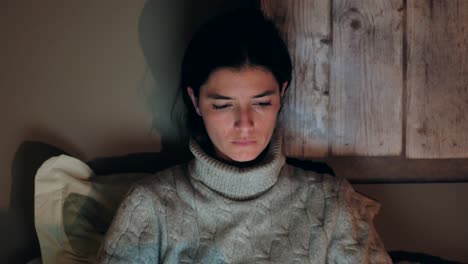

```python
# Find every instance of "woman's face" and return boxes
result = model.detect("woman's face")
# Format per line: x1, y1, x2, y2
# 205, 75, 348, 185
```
188, 66, 286, 163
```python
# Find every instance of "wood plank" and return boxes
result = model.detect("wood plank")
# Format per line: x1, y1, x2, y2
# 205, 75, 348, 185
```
331, 0, 403, 156
319, 156, 468, 183
261, 0, 331, 158
406, 0, 468, 158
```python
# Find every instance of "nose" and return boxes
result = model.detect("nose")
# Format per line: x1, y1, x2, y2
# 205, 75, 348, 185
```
234, 106, 254, 131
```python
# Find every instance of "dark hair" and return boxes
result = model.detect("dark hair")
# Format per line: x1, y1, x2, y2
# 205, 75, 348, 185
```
181, 8, 292, 145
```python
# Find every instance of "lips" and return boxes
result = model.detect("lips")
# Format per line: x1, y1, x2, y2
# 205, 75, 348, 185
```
232, 139, 256, 146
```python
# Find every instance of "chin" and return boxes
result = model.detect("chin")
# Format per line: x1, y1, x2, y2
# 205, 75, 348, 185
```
215, 143, 267, 163
225, 148, 265, 163
229, 154, 258, 163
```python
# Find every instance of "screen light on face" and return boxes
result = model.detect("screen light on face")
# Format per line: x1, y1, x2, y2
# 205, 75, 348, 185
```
187, 66, 286, 163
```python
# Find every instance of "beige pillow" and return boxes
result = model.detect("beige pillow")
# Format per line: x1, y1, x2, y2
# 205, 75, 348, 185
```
34, 155, 149, 264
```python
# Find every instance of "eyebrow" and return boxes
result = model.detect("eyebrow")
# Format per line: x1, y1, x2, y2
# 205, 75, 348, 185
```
206, 89, 277, 100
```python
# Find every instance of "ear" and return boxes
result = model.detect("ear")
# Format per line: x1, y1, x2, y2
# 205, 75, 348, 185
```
187, 87, 202, 116
280, 81, 288, 98
278, 82, 288, 113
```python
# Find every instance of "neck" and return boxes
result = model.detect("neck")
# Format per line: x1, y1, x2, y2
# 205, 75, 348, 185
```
188, 130, 285, 199
198, 137, 270, 168
214, 146, 270, 168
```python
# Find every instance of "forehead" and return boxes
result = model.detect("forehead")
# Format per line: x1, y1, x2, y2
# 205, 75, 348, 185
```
200, 66, 279, 97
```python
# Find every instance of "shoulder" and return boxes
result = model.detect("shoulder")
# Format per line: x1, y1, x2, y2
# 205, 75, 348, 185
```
282, 159, 340, 194
135, 163, 190, 189
282, 161, 377, 209
114, 161, 194, 212
127, 163, 193, 206
115, 183, 158, 215
109, 164, 191, 228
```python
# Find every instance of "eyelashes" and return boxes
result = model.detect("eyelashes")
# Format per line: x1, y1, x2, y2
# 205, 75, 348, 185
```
256, 102, 272, 107
212, 104, 231, 110
212, 102, 272, 110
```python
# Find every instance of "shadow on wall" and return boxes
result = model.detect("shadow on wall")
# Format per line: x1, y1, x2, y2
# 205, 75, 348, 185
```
138, 0, 259, 161
2, 140, 66, 264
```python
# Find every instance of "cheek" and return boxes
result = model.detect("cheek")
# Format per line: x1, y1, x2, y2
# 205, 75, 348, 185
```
200, 109, 233, 134
257, 106, 281, 123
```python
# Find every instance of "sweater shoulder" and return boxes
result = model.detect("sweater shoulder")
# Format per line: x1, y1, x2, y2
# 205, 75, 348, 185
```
131, 163, 193, 204
136, 163, 189, 186
282, 162, 342, 195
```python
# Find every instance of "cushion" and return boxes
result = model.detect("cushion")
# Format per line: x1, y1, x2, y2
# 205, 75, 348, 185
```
34, 154, 150, 264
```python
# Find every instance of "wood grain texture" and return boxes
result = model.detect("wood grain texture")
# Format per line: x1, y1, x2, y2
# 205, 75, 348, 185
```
406, 0, 468, 158
261, 0, 331, 158
331, 0, 403, 156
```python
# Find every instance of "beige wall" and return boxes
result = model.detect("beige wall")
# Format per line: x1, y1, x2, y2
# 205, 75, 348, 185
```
355, 183, 468, 262
0, 0, 158, 209
0, 0, 255, 210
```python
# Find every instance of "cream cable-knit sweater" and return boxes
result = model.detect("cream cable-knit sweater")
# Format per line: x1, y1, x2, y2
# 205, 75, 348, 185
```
97, 134, 391, 263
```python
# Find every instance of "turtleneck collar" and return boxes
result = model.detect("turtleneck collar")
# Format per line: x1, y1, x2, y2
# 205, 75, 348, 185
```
188, 131, 286, 200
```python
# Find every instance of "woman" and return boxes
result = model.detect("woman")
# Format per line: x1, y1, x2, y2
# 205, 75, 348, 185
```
98, 9, 391, 263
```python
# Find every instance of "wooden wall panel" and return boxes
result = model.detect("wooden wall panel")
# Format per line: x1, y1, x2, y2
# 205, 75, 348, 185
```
406, 0, 468, 158
331, 0, 404, 156
262, 0, 331, 158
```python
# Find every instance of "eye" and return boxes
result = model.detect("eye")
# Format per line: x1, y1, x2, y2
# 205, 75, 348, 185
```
212, 104, 232, 110
255, 101, 272, 107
